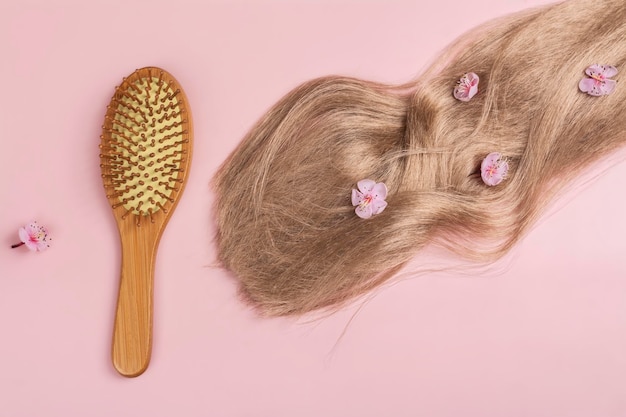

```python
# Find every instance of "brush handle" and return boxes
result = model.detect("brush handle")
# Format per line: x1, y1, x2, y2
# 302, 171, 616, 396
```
111, 226, 158, 377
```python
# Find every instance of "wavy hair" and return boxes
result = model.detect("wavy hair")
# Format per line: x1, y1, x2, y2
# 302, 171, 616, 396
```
213, 0, 626, 316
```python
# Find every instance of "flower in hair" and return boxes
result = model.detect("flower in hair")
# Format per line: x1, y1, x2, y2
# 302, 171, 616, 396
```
579, 64, 617, 96
351, 179, 388, 219
481, 152, 509, 186
11, 221, 51, 252
453, 72, 479, 102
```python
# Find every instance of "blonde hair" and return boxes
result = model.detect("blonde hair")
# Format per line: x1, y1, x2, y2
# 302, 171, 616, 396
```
213, 0, 626, 316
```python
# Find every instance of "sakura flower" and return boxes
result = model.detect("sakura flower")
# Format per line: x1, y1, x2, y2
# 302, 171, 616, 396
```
453, 72, 479, 102
11, 221, 51, 252
351, 179, 388, 219
481, 152, 509, 186
579, 64, 617, 96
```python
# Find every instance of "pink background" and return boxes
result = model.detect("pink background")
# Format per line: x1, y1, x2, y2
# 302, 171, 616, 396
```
1, 0, 625, 415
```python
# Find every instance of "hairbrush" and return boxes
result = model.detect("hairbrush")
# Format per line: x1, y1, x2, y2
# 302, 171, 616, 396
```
100, 67, 192, 377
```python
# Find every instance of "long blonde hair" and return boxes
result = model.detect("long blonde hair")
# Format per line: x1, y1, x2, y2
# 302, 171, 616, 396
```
213, 0, 626, 316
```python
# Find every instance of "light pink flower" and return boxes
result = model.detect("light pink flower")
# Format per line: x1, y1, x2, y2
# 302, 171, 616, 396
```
481, 152, 509, 186
453, 72, 479, 102
351, 179, 388, 219
579, 64, 617, 96
12, 221, 51, 252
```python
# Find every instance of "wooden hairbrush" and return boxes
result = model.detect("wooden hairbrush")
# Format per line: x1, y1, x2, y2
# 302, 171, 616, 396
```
100, 67, 193, 377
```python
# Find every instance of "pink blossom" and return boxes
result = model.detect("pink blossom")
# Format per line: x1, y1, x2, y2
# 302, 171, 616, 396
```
12, 221, 51, 252
453, 72, 479, 102
351, 179, 388, 219
481, 152, 509, 186
579, 64, 618, 96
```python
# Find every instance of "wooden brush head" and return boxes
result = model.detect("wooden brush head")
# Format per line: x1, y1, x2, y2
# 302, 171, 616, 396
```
100, 67, 192, 227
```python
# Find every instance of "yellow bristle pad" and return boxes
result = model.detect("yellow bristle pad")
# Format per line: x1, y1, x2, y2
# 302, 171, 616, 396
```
100, 67, 191, 223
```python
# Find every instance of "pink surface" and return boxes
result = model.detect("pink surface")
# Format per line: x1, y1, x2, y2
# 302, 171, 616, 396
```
1, 0, 625, 416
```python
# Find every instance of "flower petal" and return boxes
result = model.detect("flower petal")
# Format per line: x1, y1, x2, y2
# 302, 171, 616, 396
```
467, 83, 479, 100
600, 65, 618, 78
357, 179, 376, 194
371, 182, 388, 200
586, 64, 618, 78
466, 72, 479, 98
453, 86, 469, 101
351, 189, 363, 206
370, 199, 388, 216
355, 204, 373, 219
599, 79, 617, 95
585, 64, 603, 77
18, 227, 29, 244
578, 77, 598, 94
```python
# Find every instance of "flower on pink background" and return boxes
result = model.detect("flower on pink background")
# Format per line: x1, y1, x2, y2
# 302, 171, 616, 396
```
351, 179, 388, 219
579, 64, 618, 96
453, 72, 479, 102
481, 152, 509, 186
11, 221, 51, 252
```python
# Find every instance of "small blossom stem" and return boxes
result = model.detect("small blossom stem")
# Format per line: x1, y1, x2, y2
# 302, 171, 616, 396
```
11, 242, 25, 249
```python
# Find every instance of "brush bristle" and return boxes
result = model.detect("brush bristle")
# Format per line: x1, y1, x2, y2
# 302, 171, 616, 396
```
100, 68, 191, 226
